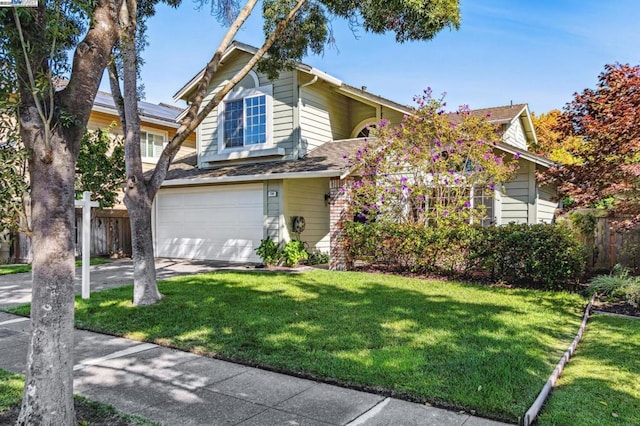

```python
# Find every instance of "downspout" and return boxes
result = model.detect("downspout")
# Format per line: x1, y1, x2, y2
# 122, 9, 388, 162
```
296, 75, 319, 159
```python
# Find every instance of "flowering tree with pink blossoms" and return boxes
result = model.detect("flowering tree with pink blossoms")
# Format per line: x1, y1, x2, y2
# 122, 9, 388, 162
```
347, 91, 518, 227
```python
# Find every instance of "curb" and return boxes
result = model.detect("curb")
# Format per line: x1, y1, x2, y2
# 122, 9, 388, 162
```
522, 294, 595, 426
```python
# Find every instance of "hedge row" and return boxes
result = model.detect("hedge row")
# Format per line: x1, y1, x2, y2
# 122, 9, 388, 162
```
344, 222, 587, 290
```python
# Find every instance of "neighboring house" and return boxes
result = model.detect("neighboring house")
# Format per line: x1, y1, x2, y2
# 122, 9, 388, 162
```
8, 93, 196, 263
154, 41, 559, 269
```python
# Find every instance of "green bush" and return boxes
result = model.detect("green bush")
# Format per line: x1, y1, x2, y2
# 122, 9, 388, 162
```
281, 240, 309, 267
256, 238, 326, 267
479, 223, 587, 290
255, 237, 281, 267
345, 222, 587, 290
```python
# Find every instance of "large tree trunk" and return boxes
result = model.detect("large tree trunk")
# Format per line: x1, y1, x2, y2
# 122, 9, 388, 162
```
117, 0, 163, 305
7, 0, 122, 422
124, 183, 162, 305
17, 113, 77, 425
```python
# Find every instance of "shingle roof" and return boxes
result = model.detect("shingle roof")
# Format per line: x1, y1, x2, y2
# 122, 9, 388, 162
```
448, 104, 528, 125
163, 139, 365, 183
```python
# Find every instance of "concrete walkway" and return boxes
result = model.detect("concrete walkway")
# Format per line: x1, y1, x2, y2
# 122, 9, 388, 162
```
0, 260, 511, 425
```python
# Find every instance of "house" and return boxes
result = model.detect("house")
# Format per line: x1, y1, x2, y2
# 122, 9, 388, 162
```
6, 92, 196, 263
152, 41, 559, 269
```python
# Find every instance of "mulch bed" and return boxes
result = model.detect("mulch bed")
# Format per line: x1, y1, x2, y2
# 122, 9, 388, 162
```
592, 299, 640, 318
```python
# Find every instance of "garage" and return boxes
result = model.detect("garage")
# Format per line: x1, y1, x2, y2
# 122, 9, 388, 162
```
154, 183, 264, 262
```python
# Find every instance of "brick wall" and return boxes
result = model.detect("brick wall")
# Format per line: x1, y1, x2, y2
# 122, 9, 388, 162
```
329, 177, 353, 271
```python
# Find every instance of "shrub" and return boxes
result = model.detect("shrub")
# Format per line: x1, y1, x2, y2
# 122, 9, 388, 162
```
589, 266, 640, 307
255, 237, 281, 267
345, 221, 587, 290
307, 250, 330, 265
281, 240, 309, 267
479, 223, 587, 290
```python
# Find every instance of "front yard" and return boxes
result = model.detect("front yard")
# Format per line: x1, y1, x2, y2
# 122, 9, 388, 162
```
538, 314, 640, 425
11, 270, 587, 422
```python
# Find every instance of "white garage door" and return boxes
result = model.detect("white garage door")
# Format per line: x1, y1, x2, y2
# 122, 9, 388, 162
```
155, 184, 263, 262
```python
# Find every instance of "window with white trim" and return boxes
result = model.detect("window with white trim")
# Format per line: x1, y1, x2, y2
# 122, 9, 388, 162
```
217, 72, 272, 152
140, 130, 166, 160
223, 94, 267, 148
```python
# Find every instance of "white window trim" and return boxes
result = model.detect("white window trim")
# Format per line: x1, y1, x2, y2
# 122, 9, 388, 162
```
350, 117, 378, 139
217, 81, 274, 154
140, 127, 169, 163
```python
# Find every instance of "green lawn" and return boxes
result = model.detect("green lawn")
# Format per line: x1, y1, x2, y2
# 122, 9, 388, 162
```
0, 369, 155, 424
538, 314, 640, 426
0, 257, 110, 275
0, 370, 22, 413
10, 270, 587, 422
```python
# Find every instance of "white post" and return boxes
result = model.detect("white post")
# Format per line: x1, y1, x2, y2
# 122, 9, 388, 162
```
75, 191, 99, 299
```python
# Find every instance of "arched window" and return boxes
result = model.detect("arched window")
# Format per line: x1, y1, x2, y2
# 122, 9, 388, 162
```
350, 118, 378, 139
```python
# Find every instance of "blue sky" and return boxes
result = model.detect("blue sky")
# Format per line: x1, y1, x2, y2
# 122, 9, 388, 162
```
122, 0, 640, 114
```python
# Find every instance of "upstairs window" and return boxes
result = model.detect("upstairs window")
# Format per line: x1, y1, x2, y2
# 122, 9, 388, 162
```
223, 95, 267, 148
140, 130, 166, 160
218, 71, 272, 151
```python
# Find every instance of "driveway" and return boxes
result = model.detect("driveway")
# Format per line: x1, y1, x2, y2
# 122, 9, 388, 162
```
0, 258, 257, 309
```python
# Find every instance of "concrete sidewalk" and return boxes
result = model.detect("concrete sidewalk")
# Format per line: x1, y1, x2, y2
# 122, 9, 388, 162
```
0, 312, 509, 425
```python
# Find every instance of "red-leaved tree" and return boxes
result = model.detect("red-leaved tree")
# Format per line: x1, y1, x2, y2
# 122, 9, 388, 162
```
542, 63, 640, 226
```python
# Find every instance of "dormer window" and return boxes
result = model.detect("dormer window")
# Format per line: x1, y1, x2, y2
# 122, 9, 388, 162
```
218, 71, 273, 151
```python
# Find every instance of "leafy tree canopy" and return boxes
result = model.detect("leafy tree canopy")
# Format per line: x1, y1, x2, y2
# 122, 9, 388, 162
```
75, 128, 126, 208
542, 63, 640, 225
258, 0, 460, 79
530, 110, 582, 165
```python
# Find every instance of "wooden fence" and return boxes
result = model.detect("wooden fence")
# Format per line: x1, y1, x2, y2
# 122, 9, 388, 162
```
7, 208, 131, 263
74, 208, 132, 258
589, 218, 640, 272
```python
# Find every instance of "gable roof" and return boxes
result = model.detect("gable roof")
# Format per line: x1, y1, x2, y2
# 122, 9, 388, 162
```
173, 41, 412, 116
160, 134, 553, 187
92, 91, 184, 128
448, 103, 538, 149
161, 138, 361, 186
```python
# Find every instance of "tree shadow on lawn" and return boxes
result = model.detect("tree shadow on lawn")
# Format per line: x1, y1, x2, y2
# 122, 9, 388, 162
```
72, 271, 586, 422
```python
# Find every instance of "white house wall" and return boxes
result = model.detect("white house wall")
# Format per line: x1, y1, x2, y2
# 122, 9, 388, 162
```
199, 52, 296, 160
283, 178, 331, 254
503, 116, 528, 150
300, 81, 351, 155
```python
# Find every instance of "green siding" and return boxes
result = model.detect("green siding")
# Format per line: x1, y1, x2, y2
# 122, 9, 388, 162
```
502, 158, 530, 224
537, 165, 558, 224
199, 52, 295, 162
265, 180, 283, 243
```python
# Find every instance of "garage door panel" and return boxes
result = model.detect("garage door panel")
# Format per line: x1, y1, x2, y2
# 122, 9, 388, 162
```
155, 184, 263, 262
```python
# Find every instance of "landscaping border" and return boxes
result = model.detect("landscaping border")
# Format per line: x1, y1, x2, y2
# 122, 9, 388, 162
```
522, 294, 595, 426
